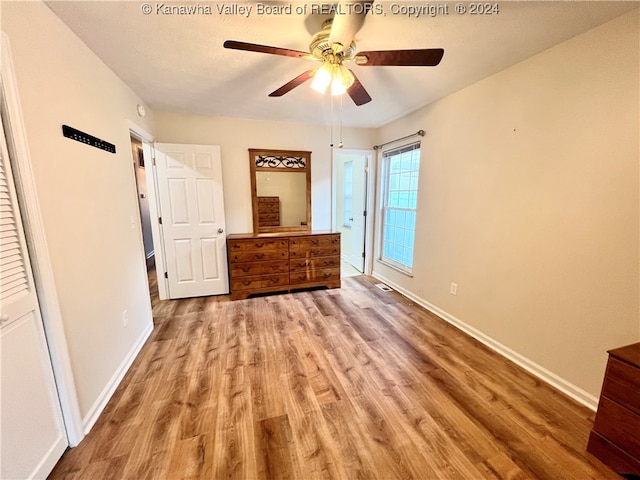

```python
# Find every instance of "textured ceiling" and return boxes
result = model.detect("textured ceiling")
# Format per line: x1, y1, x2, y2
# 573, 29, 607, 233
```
46, 1, 637, 128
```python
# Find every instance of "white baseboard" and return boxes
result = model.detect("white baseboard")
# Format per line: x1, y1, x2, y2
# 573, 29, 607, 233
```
372, 272, 599, 411
31, 433, 67, 480
81, 322, 153, 434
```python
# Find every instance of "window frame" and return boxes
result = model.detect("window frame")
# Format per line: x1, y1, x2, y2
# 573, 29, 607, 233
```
379, 141, 421, 274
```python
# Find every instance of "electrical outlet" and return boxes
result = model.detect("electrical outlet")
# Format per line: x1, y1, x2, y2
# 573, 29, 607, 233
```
122, 310, 129, 327
450, 283, 458, 295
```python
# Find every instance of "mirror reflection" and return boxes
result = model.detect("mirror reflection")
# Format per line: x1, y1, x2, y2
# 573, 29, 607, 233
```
256, 171, 307, 228
250, 148, 311, 234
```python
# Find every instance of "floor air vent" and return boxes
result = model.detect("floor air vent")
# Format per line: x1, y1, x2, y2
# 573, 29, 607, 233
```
375, 283, 393, 292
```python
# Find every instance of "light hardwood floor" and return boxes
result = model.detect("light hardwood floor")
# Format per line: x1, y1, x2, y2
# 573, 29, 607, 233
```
48, 273, 619, 479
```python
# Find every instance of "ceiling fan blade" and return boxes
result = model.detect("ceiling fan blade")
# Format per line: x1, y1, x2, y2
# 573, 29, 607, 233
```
347, 70, 372, 106
269, 70, 315, 97
223, 40, 311, 59
355, 48, 444, 66
328, 1, 374, 50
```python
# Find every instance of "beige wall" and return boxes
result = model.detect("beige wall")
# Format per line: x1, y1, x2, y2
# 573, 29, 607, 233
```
1, 2, 155, 423
153, 112, 375, 233
373, 10, 640, 401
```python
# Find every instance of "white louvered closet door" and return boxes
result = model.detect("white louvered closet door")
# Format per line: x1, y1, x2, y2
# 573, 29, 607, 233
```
0, 117, 67, 479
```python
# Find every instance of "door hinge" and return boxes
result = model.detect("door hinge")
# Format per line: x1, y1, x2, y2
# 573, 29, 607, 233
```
158, 217, 162, 225
152, 157, 156, 166
362, 252, 366, 258
164, 271, 168, 279
363, 210, 367, 217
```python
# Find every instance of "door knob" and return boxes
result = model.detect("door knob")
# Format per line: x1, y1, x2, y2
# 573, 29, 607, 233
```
218, 228, 224, 234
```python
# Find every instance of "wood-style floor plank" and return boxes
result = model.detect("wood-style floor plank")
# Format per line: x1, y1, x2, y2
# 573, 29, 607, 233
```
48, 274, 620, 480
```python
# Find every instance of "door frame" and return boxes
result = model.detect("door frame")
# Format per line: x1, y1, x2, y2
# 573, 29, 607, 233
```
1, 33, 83, 446
127, 122, 169, 300
332, 148, 376, 275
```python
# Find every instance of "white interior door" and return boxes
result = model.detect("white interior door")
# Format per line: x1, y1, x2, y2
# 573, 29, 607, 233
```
154, 143, 228, 299
335, 152, 368, 272
1, 116, 67, 479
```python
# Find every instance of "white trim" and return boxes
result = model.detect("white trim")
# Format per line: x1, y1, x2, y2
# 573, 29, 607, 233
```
81, 323, 153, 433
127, 123, 168, 300
144, 143, 169, 300
0, 33, 84, 445
30, 435, 68, 480
372, 271, 600, 411
127, 119, 154, 144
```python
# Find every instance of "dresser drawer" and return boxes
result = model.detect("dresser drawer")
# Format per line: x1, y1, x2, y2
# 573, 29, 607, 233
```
290, 256, 341, 272
289, 246, 340, 258
258, 213, 280, 222
289, 234, 340, 250
602, 357, 640, 415
230, 260, 289, 278
228, 238, 288, 263
290, 268, 341, 285
231, 273, 289, 291
593, 396, 640, 458
229, 250, 288, 263
257, 196, 279, 203
258, 202, 279, 211
228, 238, 288, 251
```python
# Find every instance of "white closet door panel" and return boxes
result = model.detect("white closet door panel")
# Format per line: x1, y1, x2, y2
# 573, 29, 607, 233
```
0, 116, 66, 480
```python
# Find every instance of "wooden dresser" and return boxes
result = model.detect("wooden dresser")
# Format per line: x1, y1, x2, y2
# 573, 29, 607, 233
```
587, 342, 640, 476
257, 196, 280, 227
227, 231, 341, 300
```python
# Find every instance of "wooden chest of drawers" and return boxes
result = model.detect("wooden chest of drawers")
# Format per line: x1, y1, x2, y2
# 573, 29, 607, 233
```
227, 231, 341, 300
587, 342, 640, 476
257, 196, 280, 227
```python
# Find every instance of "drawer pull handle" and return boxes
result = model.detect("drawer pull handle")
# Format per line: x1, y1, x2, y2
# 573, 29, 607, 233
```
255, 254, 264, 260
323, 273, 332, 279
255, 242, 264, 248
241, 266, 250, 273
311, 250, 320, 255
242, 281, 251, 286
311, 239, 319, 245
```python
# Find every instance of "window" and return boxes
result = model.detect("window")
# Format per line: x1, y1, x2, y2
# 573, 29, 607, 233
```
343, 161, 353, 227
380, 142, 420, 273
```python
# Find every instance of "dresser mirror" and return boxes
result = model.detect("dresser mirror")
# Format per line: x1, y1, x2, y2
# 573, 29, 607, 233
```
249, 148, 311, 234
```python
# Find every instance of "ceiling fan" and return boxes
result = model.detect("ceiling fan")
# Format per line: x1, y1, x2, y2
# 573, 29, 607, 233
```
223, 8, 444, 106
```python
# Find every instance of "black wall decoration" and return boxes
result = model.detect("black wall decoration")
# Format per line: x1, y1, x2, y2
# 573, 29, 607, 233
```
62, 125, 116, 154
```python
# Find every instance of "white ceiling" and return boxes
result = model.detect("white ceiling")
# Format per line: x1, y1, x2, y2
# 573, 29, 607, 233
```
46, 1, 637, 128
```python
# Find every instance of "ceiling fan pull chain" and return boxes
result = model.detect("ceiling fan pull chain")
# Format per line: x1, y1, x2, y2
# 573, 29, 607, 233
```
330, 89, 335, 147
339, 95, 344, 149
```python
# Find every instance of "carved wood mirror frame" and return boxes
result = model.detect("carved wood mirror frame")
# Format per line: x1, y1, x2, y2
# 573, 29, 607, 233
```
249, 148, 312, 234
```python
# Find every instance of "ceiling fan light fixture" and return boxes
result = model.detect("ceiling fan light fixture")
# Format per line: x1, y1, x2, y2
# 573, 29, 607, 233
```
310, 63, 333, 94
331, 65, 355, 95
311, 63, 355, 96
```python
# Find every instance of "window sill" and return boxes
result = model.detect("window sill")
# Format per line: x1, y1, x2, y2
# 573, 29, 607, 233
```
377, 258, 414, 278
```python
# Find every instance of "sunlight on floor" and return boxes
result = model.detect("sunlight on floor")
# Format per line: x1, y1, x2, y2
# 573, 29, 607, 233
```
341, 259, 362, 278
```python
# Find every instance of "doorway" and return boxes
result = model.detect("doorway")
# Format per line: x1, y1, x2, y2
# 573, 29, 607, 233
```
130, 136, 155, 271
333, 149, 375, 275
